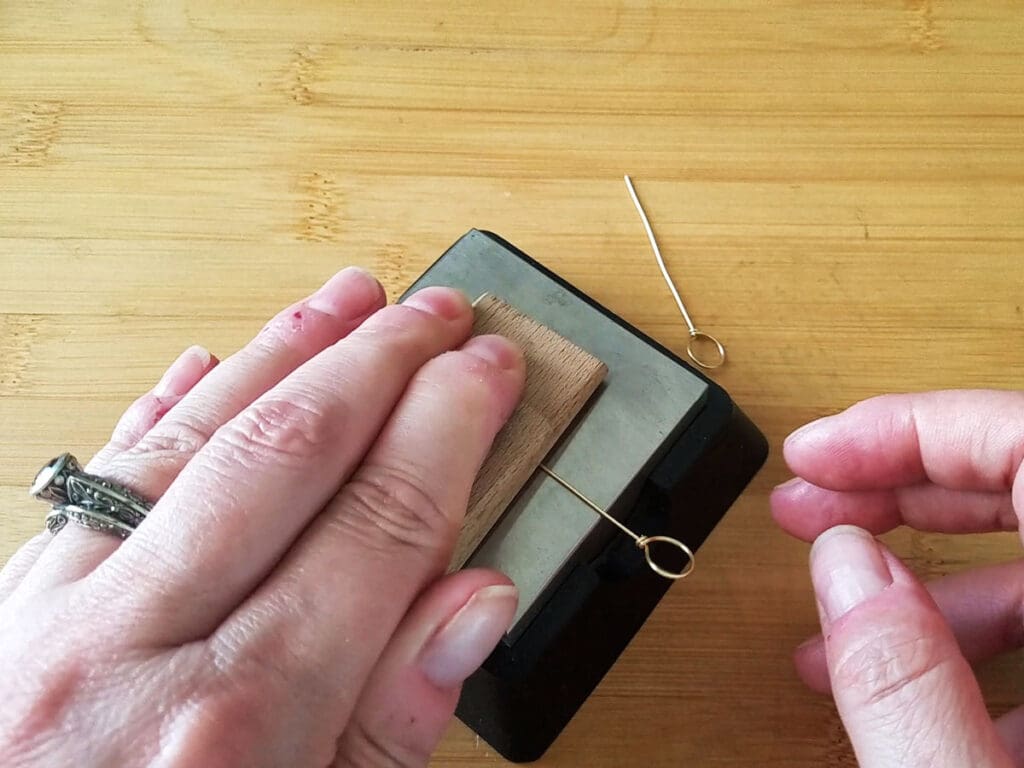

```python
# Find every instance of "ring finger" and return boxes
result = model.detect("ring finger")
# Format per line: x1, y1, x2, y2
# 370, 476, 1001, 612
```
25, 267, 385, 589
11, 345, 217, 596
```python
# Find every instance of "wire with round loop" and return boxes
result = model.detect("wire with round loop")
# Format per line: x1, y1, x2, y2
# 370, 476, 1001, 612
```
539, 465, 696, 582
686, 329, 726, 370
635, 535, 696, 580
624, 175, 727, 372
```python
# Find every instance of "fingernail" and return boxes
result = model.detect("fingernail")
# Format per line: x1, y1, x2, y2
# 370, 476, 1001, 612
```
773, 476, 804, 492
811, 526, 892, 623
419, 584, 518, 689
461, 335, 522, 370
784, 417, 832, 449
307, 266, 384, 320
796, 634, 823, 652
155, 345, 212, 398
402, 286, 470, 321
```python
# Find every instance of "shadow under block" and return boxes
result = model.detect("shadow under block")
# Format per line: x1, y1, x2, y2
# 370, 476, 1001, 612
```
451, 295, 608, 571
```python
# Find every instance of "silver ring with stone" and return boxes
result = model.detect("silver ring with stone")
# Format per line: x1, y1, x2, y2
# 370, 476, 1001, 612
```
31, 453, 152, 538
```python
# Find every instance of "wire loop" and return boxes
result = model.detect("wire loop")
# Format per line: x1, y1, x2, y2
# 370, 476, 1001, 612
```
636, 535, 696, 580
539, 464, 696, 582
686, 330, 726, 370
624, 174, 727, 370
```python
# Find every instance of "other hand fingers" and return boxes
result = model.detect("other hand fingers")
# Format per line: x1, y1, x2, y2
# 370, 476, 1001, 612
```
782, 390, 1024, 494
333, 570, 517, 768
795, 557, 1024, 694
772, 478, 1016, 541
811, 526, 1013, 767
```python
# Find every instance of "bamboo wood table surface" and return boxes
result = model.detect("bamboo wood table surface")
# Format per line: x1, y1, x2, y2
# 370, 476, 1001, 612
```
2, 2, 1023, 765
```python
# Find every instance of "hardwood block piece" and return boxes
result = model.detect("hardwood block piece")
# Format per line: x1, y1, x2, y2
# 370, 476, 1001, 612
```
449, 294, 608, 571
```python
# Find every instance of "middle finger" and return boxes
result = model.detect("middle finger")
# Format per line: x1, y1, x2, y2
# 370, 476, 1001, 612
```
771, 479, 1017, 542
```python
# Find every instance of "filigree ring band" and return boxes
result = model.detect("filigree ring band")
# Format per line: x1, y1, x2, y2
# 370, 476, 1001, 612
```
31, 453, 153, 538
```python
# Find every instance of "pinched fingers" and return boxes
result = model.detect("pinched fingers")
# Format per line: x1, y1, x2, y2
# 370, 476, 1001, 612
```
782, 390, 1024, 493
811, 526, 1013, 768
772, 480, 1017, 542
775, 390, 1024, 541
795, 558, 1024, 694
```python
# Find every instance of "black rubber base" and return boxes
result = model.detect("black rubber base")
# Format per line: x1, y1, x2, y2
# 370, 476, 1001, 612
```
405, 231, 769, 763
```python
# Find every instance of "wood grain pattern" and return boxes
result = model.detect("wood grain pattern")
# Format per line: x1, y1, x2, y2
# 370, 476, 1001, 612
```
450, 295, 607, 571
1, 2, 1023, 765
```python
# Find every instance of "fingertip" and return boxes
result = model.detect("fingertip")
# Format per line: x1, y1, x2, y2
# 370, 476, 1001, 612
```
809, 523, 875, 556
810, 525, 894, 625
399, 569, 516, 656
154, 345, 216, 398
418, 581, 518, 690
769, 478, 813, 531
781, 417, 858, 489
771, 482, 902, 542
773, 476, 804, 493
769, 485, 816, 543
307, 266, 386, 321
427, 336, 525, 433
335, 568, 517, 766
770, 480, 843, 542
793, 636, 832, 695
402, 286, 472, 323
783, 416, 831, 452
460, 334, 524, 373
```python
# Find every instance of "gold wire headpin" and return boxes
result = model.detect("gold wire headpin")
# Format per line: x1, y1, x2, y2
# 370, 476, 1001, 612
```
624, 174, 726, 371
538, 464, 695, 581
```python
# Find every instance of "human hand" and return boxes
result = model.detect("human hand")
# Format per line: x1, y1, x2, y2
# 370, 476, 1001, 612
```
0, 268, 525, 767
772, 390, 1024, 767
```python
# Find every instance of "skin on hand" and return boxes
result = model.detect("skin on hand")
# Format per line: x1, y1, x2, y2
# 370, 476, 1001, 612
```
0, 268, 525, 768
772, 391, 1024, 767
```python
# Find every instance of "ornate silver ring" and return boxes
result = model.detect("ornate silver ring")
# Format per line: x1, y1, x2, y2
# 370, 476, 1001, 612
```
31, 453, 152, 539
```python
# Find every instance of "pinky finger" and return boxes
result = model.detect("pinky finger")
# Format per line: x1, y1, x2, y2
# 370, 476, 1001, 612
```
14, 346, 218, 595
332, 570, 518, 767
87, 345, 217, 472
0, 533, 51, 603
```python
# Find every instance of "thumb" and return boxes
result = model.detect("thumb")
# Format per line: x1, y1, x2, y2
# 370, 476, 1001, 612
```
333, 569, 517, 767
811, 526, 1013, 768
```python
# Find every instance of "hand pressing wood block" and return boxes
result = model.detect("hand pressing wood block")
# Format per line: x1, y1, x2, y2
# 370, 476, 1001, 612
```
449, 294, 608, 571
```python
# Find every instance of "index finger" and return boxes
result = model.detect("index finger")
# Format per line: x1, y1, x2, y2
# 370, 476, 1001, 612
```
210, 335, 525, 744
782, 389, 1024, 495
